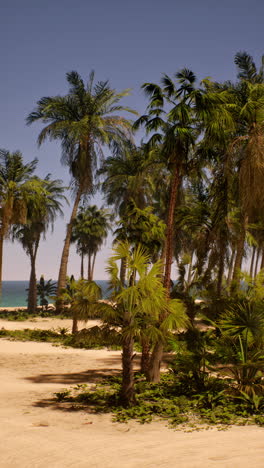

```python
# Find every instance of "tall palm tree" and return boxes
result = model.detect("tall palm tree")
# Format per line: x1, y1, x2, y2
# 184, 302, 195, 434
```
134, 70, 232, 381
27, 71, 136, 308
0, 149, 38, 289
71, 205, 111, 280
134, 69, 231, 293
100, 142, 156, 284
230, 55, 264, 282
13, 176, 65, 312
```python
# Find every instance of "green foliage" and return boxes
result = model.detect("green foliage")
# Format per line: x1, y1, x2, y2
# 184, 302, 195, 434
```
71, 205, 111, 278
53, 372, 264, 428
0, 328, 66, 344
103, 242, 188, 348
27, 71, 136, 195
0, 309, 69, 321
214, 299, 264, 395
0, 324, 120, 350
169, 327, 218, 391
115, 201, 166, 257
59, 277, 102, 321
37, 275, 57, 309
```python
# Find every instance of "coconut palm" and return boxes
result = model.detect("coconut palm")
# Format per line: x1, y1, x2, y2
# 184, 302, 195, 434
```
27, 71, 136, 308
114, 201, 166, 260
230, 75, 264, 281
134, 69, 232, 381
235, 51, 264, 84
99, 142, 155, 216
100, 142, 158, 284
0, 149, 38, 289
71, 205, 111, 280
13, 176, 65, 312
134, 69, 231, 293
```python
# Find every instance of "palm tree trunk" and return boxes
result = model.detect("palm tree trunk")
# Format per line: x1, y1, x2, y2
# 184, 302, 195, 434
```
0, 232, 3, 293
80, 252, 84, 279
27, 246, 38, 313
88, 253, 92, 281
120, 257, 126, 286
91, 253, 96, 280
187, 251, 193, 285
148, 164, 180, 383
120, 334, 136, 407
254, 247, 260, 278
217, 256, 225, 296
140, 337, 151, 376
120, 268, 136, 407
227, 249, 236, 288
260, 248, 264, 270
217, 240, 226, 296
232, 215, 248, 283
147, 341, 163, 383
163, 165, 180, 293
250, 246, 256, 277
72, 316, 78, 334
56, 187, 82, 312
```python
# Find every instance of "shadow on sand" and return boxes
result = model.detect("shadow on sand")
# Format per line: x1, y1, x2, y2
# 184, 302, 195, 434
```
26, 366, 121, 385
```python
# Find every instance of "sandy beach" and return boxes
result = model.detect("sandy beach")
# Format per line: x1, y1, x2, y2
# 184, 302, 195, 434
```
0, 316, 263, 468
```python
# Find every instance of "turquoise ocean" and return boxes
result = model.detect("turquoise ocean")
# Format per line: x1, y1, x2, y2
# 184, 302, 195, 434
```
0, 281, 109, 308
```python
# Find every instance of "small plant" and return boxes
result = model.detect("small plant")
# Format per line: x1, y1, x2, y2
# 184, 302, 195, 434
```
37, 275, 57, 310
54, 389, 72, 402
56, 327, 69, 336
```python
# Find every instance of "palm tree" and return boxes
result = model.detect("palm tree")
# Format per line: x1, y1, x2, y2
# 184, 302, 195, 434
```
27, 71, 136, 309
0, 149, 38, 289
99, 142, 155, 216
230, 55, 264, 282
71, 205, 111, 280
114, 201, 165, 259
134, 69, 232, 381
58, 276, 102, 333
235, 51, 264, 84
100, 142, 156, 284
134, 69, 231, 293
103, 242, 188, 406
37, 275, 57, 310
13, 176, 65, 312
217, 299, 264, 394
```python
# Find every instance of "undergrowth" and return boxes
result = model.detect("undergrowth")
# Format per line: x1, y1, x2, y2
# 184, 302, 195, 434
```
0, 309, 71, 321
0, 326, 121, 350
53, 373, 264, 429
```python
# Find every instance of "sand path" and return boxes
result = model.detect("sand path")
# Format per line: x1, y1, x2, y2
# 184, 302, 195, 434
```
0, 318, 263, 467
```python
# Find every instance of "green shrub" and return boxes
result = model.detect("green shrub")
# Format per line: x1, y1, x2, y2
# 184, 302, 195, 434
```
53, 373, 264, 428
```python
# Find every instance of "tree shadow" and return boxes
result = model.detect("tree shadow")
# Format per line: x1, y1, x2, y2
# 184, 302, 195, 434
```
25, 352, 173, 414
26, 367, 121, 385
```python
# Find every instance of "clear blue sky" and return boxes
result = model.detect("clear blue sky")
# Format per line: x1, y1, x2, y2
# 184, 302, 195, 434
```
1, 0, 263, 280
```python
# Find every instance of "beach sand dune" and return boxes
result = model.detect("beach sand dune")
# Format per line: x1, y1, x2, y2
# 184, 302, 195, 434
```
0, 318, 263, 468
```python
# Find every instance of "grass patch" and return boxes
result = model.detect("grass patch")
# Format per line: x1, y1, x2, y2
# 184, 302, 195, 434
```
0, 309, 71, 321
0, 325, 121, 350
0, 328, 68, 344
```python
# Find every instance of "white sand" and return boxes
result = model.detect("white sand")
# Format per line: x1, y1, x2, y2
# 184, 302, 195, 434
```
0, 317, 263, 468
0, 316, 100, 331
